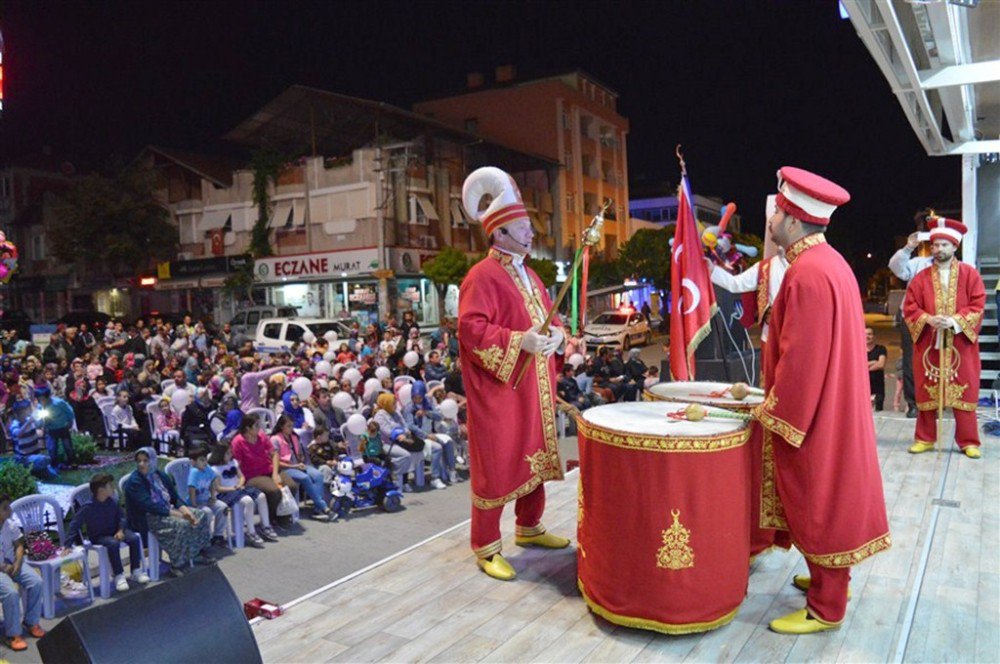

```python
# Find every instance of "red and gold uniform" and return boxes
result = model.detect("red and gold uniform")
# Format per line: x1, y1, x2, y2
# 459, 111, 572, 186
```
903, 250, 985, 452
755, 168, 890, 630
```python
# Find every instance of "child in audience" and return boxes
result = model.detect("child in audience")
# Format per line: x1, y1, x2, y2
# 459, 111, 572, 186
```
644, 366, 660, 388
186, 446, 230, 545
206, 444, 269, 547
0, 494, 45, 651
307, 427, 346, 487
361, 419, 388, 466
110, 390, 145, 450
68, 473, 150, 591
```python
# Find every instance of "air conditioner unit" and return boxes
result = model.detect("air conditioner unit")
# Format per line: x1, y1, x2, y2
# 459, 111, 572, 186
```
177, 252, 194, 261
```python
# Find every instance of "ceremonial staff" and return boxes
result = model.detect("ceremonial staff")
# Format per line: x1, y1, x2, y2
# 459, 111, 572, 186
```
512, 200, 611, 391
936, 328, 951, 454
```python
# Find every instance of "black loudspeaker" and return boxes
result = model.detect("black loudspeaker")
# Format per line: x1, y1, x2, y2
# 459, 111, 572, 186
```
38, 565, 261, 664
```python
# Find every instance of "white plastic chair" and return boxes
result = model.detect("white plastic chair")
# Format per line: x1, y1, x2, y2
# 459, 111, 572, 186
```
98, 401, 127, 450
393, 375, 415, 390
246, 407, 277, 433
425, 380, 444, 394
165, 458, 232, 551
340, 423, 363, 460
208, 410, 226, 441
10, 494, 94, 619
145, 401, 181, 457
120, 473, 163, 581
160, 379, 175, 393
68, 484, 146, 599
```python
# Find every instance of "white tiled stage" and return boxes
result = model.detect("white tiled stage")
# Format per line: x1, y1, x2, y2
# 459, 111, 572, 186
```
252, 412, 999, 663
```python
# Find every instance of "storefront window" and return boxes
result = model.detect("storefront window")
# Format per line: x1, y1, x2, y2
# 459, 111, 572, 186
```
271, 282, 322, 317
395, 277, 440, 327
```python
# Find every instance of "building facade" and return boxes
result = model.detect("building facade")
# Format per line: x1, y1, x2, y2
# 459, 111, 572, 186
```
414, 68, 631, 261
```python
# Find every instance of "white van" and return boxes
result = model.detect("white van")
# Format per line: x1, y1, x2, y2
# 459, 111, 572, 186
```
253, 318, 356, 353
229, 306, 298, 336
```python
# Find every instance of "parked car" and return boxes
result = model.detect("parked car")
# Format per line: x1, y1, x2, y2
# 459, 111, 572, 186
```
583, 308, 652, 351
254, 317, 356, 353
229, 306, 298, 337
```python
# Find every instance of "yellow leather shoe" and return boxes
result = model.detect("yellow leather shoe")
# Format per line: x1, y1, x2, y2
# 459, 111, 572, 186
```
963, 447, 982, 459
792, 575, 851, 599
769, 609, 840, 635
515, 532, 571, 549
909, 441, 935, 454
477, 554, 516, 581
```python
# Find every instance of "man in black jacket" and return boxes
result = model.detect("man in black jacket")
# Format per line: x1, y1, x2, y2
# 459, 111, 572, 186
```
180, 387, 214, 451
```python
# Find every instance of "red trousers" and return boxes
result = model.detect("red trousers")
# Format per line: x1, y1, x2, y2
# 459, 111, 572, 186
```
915, 408, 980, 449
470, 484, 545, 558
805, 560, 851, 623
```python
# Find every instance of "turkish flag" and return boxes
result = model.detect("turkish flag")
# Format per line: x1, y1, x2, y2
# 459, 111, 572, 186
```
669, 175, 718, 380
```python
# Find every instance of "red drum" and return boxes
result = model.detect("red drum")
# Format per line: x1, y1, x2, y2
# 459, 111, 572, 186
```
644, 380, 763, 412
576, 402, 751, 634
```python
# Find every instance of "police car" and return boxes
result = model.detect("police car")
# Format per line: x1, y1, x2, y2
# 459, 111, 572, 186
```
253, 318, 355, 353
582, 307, 652, 351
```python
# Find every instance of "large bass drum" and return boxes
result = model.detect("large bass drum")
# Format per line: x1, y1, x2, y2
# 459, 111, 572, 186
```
644, 380, 763, 412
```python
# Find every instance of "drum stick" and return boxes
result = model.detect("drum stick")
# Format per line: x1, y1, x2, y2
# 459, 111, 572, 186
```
668, 403, 752, 422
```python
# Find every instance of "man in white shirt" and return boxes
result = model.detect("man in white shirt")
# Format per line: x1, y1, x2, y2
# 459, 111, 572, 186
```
889, 219, 933, 418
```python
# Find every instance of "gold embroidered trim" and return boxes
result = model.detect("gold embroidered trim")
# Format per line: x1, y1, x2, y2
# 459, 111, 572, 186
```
906, 313, 931, 344
785, 233, 826, 264
755, 392, 806, 448
473, 345, 504, 374
577, 479, 584, 526
954, 310, 982, 343
760, 428, 789, 530
472, 475, 543, 510
578, 580, 739, 635
656, 509, 695, 570
797, 533, 892, 568
473, 539, 502, 559
515, 523, 546, 537
576, 416, 750, 453
917, 399, 978, 412
525, 448, 561, 478
932, 259, 959, 317
757, 257, 772, 326
924, 380, 968, 408
497, 332, 523, 383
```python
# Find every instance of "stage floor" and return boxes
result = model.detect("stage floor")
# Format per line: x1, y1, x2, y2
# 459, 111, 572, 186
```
252, 411, 999, 663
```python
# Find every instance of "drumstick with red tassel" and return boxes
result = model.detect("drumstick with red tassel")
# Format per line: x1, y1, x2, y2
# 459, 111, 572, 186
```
667, 403, 753, 423
691, 382, 766, 400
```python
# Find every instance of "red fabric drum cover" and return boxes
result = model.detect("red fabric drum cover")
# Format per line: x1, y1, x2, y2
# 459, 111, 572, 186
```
576, 402, 751, 634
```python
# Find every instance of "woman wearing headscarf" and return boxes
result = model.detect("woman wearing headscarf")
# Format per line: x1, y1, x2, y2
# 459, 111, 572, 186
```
281, 388, 315, 443
372, 393, 422, 492
123, 447, 213, 574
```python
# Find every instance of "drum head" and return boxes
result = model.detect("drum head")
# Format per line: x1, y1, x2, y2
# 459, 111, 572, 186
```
645, 381, 763, 410
580, 401, 745, 440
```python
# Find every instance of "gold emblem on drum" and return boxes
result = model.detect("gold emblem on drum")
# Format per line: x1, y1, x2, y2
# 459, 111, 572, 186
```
656, 509, 694, 570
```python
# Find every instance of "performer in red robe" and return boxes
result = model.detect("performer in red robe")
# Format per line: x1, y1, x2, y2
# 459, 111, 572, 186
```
754, 167, 891, 634
458, 167, 569, 582
902, 217, 985, 458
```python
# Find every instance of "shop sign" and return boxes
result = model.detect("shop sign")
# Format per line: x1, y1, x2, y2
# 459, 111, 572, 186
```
349, 287, 377, 305
254, 248, 378, 283
403, 287, 421, 302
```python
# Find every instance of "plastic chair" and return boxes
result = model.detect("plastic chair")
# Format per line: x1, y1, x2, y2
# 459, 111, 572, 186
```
145, 401, 181, 457
425, 380, 444, 394
119, 473, 163, 582
165, 458, 232, 551
208, 410, 226, 441
393, 375, 415, 389
10, 494, 94, 619
67, 484, 146, 599
340, 423, 363, 460
160, 379, 175, 393
246, 407, 277, 433
98, 402, 128, 451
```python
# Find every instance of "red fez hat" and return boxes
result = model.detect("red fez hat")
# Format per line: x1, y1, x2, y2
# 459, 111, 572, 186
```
775, 167, 850, 226
928, 217, 967, 246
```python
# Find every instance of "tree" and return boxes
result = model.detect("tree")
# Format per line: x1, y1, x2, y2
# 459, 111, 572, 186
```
52, 163, 176, 279
526, 256, 558, 288
248, 149, 287, 259
617, 227, 673, 290
423, 246, 471, 315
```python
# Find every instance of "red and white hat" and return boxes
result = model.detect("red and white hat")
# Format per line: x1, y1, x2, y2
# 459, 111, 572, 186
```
928, 216, 967, 246
775, 166, 851, 226
462, 167, 529, 236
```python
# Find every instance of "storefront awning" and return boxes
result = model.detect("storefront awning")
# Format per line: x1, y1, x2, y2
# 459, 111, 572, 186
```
198, 210, 231, 233
269, 202, 293, 228
414, 195, 440, 221
290, 201, 305, 226
450, 200, 470, 227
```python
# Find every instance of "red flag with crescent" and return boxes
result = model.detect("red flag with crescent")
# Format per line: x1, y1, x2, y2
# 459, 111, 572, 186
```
669, 174, 718, 380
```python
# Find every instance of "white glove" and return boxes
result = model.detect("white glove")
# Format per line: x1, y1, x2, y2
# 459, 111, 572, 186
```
520, 327, 549, 354
542, 327, 565, 357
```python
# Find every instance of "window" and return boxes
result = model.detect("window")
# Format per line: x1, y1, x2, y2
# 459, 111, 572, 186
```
262, 323, 281, 339
231, 313, 246, 326
31, 235, 45, 260
562, 112, 570, 129
247, 311, 261, 326
285, 324, 306, 343
464, 117, 478, 133
566, 194, 576, 213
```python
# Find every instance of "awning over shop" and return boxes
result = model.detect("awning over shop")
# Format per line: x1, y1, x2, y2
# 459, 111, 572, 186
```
450, 200, 470, 226
414, 195, 440, 221
198, 210, 231, 233
269, 202, 293, 228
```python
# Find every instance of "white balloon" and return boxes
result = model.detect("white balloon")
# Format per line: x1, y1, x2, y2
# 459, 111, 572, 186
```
397, 384, 412, 407
332, 391, 354, 411
170, 389, 190, 414
343, 368, 363, 387
324, 330, 338, 342
439, 398, 459, 420
315, 361, 332, 377
568, 353, 584, 369
292, 376, 313, 401
302, 331, 317, 345
363, 378, 381, 399
374, 366, 391, 381
323, 351, 336, 363
332, 363, 345, 378
403, 351, 419, 368
346, 413, 367, 436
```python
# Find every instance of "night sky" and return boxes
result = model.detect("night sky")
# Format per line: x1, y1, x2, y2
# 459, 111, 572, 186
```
0, 1, 960, 270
